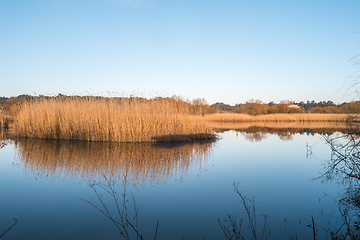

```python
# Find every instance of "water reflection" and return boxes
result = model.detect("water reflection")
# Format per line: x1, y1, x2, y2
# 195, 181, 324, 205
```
211, 122, 353, 142
3, 125, 360, 239
316, 131, 360, 238
236, 127, 329, 142
0, 130, 11, 149
13, 138, 214, 186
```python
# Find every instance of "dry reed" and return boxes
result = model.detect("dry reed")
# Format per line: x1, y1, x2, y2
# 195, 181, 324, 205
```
0, 114, 4, 128
14, 138, 214, 186
14, 97, 214, 142
0, 110, 10, 129
207, 121, 350, 130
203, 113, 353, 122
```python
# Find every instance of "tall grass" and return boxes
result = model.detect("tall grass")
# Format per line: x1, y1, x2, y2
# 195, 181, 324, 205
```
14, 97, 214, 142
206, 121, 349, 130
0, 109, 10, 129
203, 113, 353, 122
0, 113, 4, 128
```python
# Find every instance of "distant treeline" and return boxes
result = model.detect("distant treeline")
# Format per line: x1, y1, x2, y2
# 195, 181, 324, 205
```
211, 100, 360, 115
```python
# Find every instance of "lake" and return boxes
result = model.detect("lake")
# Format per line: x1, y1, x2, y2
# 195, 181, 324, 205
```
0, 126, 358, 239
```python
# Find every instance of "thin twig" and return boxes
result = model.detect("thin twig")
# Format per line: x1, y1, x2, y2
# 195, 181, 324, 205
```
0, 218, 18, 238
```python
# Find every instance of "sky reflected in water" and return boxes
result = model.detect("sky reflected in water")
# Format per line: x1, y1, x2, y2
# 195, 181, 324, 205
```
0, 129, 351, 239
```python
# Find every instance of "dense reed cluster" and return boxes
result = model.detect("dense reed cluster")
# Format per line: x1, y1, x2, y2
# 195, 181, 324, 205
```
14, 97, 214, 142
14, 138, 214, 186
0, 109, 10, 129
0, 111, 5, 128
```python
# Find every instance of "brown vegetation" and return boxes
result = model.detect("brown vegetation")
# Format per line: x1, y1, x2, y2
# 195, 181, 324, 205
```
14, 96, 215, 142
207, 121, 349, 130
214, 99, 360, 115
6, 94, 360, 143
0, 110, 6, 129
230, 100, 305, 115
203, 113, 352, 122
0, 114, 11, 129
309, 106, 341, 114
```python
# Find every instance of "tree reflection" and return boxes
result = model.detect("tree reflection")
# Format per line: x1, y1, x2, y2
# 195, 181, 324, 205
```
230, 125, 352, 142
239, 131, 268, 142
318, 131, 360, 239
321, 133, 360, 183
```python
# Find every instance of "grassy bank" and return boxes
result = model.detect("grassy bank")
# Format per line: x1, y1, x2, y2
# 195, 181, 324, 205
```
14, 97, 214, 142
206, 121, 350, 130
203, 113, 353, 122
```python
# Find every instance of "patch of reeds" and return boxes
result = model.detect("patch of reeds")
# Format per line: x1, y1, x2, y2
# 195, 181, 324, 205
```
0, 116, 4, 129
203, 113, 353, 122
14, 97, 215, 142
0, 110, 10, 129
207, 121, 349, 130
14, 138, 214, 186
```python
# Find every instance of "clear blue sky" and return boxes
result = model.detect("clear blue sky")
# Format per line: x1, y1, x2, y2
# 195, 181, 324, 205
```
1, 0, 359, 105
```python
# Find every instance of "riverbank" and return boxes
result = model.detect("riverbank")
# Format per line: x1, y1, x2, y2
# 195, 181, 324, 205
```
202, 113, 354, 122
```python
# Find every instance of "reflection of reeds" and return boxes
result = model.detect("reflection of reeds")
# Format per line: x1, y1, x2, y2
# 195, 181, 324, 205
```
203, 113, 352, 122
14, 97, 214, 142
0, 129, 12, 148
14, 138, 214, 186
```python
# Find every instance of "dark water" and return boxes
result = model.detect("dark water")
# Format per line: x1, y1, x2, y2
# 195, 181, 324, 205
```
0, 129, 357, 239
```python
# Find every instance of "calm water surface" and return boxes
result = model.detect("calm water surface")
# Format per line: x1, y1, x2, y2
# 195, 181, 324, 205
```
0, 129, 351, 239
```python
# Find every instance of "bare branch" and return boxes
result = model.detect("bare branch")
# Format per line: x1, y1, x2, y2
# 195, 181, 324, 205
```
0, 218, 18, 239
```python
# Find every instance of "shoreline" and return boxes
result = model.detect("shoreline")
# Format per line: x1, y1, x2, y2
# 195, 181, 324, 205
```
201, 113, 357, 122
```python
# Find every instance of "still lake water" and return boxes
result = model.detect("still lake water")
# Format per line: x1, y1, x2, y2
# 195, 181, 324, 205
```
0, 128, 353, 239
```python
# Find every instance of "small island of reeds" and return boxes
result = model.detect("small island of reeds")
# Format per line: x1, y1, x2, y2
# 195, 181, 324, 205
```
2, 94, 360, 143
13, 95, 215, 143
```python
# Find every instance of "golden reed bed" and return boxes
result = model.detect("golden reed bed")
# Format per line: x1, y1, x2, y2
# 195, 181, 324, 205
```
202, 113, 353, 122
11, 97, 359, 143
206, 121, 350, 130
14, 138, 214, 186
14, 97, 214, 142
0, 112, 10, 129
